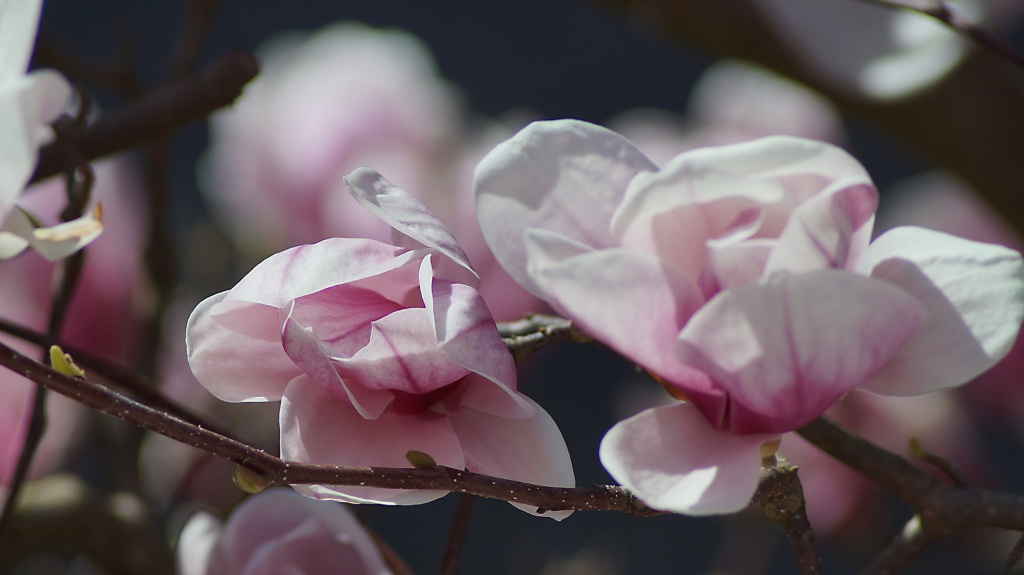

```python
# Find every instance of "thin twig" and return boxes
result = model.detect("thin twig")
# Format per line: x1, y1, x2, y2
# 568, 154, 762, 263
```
437, 494, 476, 575
30, 51, 259, 184
498, 314, 594, 362
853, 0, 1024, 70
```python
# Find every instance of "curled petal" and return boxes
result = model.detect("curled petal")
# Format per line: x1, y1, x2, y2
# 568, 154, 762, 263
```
186, 294, 301, 402
450, 394, 574, 519
611, 159, 780, 279
419, 257, 528, 417
475, 119, 656, 296
764, 182, 877, 275
222, 238, 420, 308
600, 403, 775, 515
858, 227, 1024, 395
281, 312, 393, 419
346, 168, 475, 278
281, 375, 464, 505
28, 203, 104, 261
337, 307, 470, 395
677, 270, 927, 434
526, 239, 707, 388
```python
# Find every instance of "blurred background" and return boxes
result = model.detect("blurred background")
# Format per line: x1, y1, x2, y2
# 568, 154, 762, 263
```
10, 0, 1024, 573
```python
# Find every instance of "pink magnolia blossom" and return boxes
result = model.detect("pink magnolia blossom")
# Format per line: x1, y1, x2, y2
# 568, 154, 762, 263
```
187, 168, 573, 513
177, 489, 392, 575
203, 22, 541, 321
475, 119, 1024, 515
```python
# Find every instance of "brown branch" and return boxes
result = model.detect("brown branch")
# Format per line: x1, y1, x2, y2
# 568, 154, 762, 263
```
30, 50, 259, 184
498, 314, 594, 362
799, 416, 1024, 569
853, 0, 1024, 70
752, 460, 822, 575
0, 339, 664, 515
0, 316, 232, 437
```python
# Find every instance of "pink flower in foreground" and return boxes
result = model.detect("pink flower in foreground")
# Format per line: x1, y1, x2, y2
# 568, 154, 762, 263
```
187, 168, 573, 514
475, 119, 1024, 514
177, 489, 392, 575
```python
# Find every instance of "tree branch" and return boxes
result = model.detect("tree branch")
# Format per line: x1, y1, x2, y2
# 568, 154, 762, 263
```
752, 460, 822, 575
30, 50, 258, 184
497, 314, 594, 362
853, 0, 1024, 70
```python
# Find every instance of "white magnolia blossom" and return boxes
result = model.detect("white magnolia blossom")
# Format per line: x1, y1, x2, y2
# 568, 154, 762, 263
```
0, 0, 102, 261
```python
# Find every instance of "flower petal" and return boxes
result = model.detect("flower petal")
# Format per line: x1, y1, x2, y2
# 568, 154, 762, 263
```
281, 311, 394, 420
858, 227, 1024, 395
474, 119, 656, 296
346, 168, 475, 278
28, 203, 105, 261
281, 375, 465, 505
450, 394, 574, 519
764, 181, 877, 275
677, 270, 927, 434
222, 237, 420, 308
186, 294, 302, 402
525, 238, 707, 387
419, 256, 529, 417
216, 490, 390, 575
0, 0, 43, 80
599, 403, 775, 515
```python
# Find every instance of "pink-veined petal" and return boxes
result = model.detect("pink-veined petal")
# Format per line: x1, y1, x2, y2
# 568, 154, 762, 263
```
858, 226, 1024, 395
474, 119, 656, 296
222, 238, 421, 308
336, 307, 470, 394
764, 182, 877, 275
346, 168, 475, 278
281, 313, 393, 420
677, 270, 927, 434
599, 403, 776, 515
449, 394, 574, 520
186, 294, 301, 402
281, 375, 464, 505
418, 257, 528, 416
525, 239, 707, 387
611, 159, 780, 279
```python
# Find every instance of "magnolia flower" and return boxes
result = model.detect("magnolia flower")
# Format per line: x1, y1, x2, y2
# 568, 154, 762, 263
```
204, 21, 459, 251
203, 21, 541, 320
0, 0, 102, 261
475, 119, 1024, 514
177, 489, 393, 575
187, 168, 573, 514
